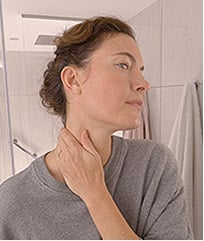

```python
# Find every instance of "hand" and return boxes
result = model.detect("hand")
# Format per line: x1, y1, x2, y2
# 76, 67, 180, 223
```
56, 128, 106, 202
56, 129, 140, 240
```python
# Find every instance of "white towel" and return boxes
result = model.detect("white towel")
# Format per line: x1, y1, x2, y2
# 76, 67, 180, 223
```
168, 81, 203, 240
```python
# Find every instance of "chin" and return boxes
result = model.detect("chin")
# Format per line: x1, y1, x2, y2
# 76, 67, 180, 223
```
116, 118, 142, 132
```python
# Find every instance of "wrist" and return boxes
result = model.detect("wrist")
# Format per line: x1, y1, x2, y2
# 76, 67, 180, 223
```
82, 184, 110, 208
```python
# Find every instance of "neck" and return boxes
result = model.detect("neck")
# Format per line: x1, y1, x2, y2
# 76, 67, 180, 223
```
65, 115, 113, 166
45, 114, 114, 183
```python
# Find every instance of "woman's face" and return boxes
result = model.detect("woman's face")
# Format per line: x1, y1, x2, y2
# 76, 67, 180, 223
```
76, 33, 150, 132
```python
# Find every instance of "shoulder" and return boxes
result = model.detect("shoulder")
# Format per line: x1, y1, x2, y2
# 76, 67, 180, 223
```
0, 160, 38, 218
0, 155, 46, 194
126, 137, 181, 197
119, 136, 177, 168
1, 166, 30, 194
0, 165, 30, 198
124, 137, 173, 156
113, 137, 193, 239
0, 161, 34, 190
117, 136, 179, 187
0, 161, 37, 239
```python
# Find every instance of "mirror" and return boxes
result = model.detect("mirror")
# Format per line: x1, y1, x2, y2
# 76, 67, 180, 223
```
0, 0, 202, 238
0, 2, 14, 182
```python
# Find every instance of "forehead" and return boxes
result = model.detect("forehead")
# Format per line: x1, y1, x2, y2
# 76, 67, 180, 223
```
92, 33, 143, 64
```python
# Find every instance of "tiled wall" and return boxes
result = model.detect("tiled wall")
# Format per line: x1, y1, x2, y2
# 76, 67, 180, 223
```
1, 0, 202, 180
129, 0, 203, 144
1, 51, 63, 176
129, 0, 162, 141
0, 24, 14, 182
0, 70, 14, 182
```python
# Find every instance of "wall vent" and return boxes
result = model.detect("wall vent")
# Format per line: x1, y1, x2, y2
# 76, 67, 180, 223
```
34, 35, 56, 46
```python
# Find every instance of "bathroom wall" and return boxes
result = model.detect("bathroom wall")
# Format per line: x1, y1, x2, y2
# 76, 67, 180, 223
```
129, 0, 162, 141
0, 0, 202, 237
129, 1, 203, 238
0, 69, 14, 182
129, 0, 203, 144
0, 24, 14, 182
3, 51, 63, 174
1, 0, 202, 186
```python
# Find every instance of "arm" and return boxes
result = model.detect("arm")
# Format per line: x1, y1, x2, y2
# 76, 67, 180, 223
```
57, 128, 140, 240
84, 185, 140, 240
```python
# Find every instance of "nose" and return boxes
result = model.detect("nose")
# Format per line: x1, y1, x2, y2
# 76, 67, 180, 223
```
131, 73, 151, 93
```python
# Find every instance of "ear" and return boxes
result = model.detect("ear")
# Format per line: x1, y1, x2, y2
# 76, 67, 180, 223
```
60, 66, 81, 95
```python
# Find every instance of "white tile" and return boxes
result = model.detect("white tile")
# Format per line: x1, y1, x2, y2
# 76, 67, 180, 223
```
13, 145, 32, 174
160, 86, 183, 145
136, 25, 162, 87
162, 0, 202, 86
147, 88, 161, 141
129, 0, 161, 27
6, 51, 25, 96
26, 95, 61, 155
128, 0, 162, 87
163, 0, 202, 29
0, 69, 5, 96
8, 94, 61, 172
24, 52, 53, 96
0, 96, 14, 182
6, 51, 52, 96
0, 142, 13, 182
162, 27, 202, 86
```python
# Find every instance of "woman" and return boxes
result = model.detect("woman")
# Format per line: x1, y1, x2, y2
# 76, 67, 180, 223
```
0, 16, 193, 239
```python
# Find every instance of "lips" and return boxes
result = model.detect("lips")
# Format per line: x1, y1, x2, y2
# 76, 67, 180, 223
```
125, 99, 143, 111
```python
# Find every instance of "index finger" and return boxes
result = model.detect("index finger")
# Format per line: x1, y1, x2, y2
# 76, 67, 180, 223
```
59, 128, 83, 149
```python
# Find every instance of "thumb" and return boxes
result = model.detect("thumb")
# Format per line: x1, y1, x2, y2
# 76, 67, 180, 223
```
81, 129, 98, 155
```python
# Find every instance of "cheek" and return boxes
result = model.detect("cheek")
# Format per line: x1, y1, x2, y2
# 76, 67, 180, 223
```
93, 80, 128, 109
81, 70, 130, 113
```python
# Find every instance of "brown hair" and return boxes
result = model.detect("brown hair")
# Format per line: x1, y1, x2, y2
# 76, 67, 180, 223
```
39, 16, 135, 124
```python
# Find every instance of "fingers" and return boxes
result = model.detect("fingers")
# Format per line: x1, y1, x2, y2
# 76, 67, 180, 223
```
57, 128, 99, 159
80, 129, 99, 156
55, 128, 104, 199
59, 128, 83, 150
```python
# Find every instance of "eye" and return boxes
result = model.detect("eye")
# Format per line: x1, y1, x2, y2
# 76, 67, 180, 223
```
117, 63, 129, 70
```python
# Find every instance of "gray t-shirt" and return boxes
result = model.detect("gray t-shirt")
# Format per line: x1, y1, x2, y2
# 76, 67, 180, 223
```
0, 136, 193, 239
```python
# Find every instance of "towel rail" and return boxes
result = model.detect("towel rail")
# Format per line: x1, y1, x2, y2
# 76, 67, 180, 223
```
13, 139, 37, 159
151, 80, 202, 89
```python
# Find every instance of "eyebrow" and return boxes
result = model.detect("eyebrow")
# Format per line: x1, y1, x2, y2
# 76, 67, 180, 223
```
113, 52, 145, 71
